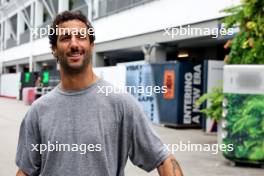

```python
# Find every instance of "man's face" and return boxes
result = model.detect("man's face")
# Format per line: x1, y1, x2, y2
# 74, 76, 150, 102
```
52, 20, 93, 75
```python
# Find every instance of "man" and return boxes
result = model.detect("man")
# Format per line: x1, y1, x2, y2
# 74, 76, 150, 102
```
16, 11, 183, 176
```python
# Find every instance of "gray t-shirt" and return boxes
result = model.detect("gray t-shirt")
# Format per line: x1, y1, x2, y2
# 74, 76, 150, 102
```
16, 79, 169, 176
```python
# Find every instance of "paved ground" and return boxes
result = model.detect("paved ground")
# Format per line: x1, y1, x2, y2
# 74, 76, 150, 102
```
0, 98, 263, 176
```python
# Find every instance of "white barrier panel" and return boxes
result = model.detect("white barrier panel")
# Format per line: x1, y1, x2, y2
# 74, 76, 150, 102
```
93, 65, 126, 88
0, 73, 21, 99
224, 65, 264, 94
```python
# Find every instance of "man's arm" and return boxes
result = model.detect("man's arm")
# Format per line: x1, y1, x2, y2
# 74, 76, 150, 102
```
16, 169, 27, 176
157, 154, 183, 176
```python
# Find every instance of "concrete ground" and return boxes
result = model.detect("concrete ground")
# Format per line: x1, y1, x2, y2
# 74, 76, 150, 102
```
0, 98, 263, 176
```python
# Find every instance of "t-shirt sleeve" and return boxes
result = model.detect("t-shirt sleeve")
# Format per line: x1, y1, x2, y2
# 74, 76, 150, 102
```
125, 95, 170, 172
16, 105, 41, 176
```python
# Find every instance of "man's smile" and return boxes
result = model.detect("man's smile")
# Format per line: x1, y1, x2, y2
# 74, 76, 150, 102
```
67, 51, 84, 61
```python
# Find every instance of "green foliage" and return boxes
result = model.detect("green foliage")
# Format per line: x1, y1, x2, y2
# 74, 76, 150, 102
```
219, 1, 264, 162
195, 86, 223, 122
222, 0, 264, 64
223, 94, 264, 161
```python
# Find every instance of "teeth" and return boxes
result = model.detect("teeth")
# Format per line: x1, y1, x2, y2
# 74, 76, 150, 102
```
70, 53, 81, 57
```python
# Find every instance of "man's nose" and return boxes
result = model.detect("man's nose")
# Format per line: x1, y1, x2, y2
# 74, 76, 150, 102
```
69, 35, 79, 49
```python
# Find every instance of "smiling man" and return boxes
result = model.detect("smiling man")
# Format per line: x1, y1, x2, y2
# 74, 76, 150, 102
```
15, 11, 183, 176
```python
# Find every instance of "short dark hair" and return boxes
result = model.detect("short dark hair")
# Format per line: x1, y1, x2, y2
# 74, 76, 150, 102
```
49, 11, 95, 48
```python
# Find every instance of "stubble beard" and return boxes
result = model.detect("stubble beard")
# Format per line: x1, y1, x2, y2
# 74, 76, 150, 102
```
58, 52, 92, 75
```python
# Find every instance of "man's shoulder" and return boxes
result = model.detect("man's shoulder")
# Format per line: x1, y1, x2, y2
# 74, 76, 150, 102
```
30, 87, 58, 109
21, 89, 58, 122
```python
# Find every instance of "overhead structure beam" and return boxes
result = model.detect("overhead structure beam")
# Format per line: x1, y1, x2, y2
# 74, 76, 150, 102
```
41, 0, 54, 19
48, 0, 56, 15
7, 20, 17, 40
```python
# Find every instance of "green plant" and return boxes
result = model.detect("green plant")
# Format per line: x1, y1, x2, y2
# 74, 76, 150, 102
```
223, 94, 264, 161
222, 0, 264, 64
211, 1, 264, 162
195, 86, 223, 122
197, 0, 264, 121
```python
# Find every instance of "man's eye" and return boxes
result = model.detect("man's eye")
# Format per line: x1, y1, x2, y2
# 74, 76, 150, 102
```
60, 35, 71, 41
77, 34, 87, 39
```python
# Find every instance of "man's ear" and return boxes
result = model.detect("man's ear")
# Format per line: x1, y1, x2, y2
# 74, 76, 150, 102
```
51, 46, 58, 58
90, 43, 94, 51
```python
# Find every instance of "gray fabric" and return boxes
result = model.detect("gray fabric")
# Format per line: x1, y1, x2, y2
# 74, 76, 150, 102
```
16, 79, 169, 176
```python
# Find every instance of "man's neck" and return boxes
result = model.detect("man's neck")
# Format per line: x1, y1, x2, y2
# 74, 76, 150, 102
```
60, 65, 99, 91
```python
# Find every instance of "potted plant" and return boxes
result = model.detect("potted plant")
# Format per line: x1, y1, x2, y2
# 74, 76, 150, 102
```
196, 0, 264, 165
197, 0, 264, 165
195, 85, 223, 145
221, 0, 264, 165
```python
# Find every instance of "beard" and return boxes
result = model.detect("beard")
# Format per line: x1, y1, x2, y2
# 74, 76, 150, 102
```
57, 51, 92, 75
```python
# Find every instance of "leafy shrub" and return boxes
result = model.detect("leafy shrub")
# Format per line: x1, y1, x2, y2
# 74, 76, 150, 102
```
195, 86, 223, 122
223, 0, 264, 64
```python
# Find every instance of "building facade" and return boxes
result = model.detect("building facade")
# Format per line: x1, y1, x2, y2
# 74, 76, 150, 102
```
0, 0, 239, 74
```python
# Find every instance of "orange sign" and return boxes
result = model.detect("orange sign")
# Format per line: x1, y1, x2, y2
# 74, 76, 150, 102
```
163, 70, 175, 99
